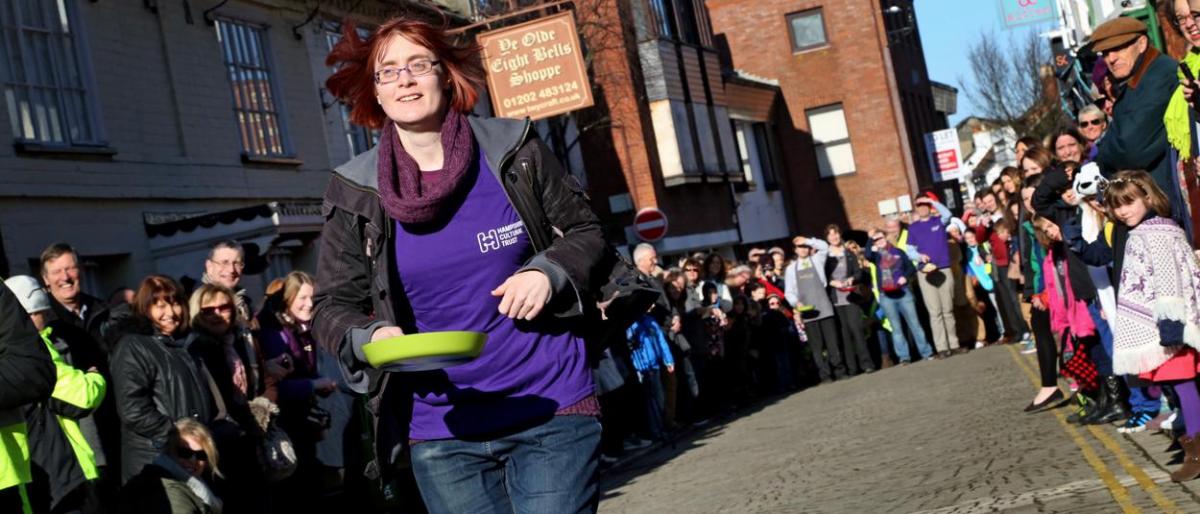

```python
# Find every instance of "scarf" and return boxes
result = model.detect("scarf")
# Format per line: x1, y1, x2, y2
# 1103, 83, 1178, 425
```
1165, 49, 1200, 157
377, 110, 475, 224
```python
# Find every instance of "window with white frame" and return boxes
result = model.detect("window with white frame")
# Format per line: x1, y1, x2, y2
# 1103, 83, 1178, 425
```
324, 27, 378, 160
807, 103, 856, 178
735, 120, 779, 189
0, 0, 104, 146
786, 8, 827, 52
214, 18, 291, 159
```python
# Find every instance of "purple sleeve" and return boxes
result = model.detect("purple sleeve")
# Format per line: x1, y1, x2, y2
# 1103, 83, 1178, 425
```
258, 327, 316, 407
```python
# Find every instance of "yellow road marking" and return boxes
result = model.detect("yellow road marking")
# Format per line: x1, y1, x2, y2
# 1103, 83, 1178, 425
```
1006, 345, 1142, 513
1087, 425, 1183, 513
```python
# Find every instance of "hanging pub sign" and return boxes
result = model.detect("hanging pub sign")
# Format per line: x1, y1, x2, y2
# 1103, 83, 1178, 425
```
477, 11, 594, 120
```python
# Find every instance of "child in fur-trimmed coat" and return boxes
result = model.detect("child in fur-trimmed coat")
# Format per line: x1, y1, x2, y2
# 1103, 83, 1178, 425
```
1106, 170, 1200, 483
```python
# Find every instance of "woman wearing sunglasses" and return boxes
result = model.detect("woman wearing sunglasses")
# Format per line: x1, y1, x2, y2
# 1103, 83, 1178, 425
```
119, 418, 223, 514
188, 284, 273, 509
1077, 105, 1108, 145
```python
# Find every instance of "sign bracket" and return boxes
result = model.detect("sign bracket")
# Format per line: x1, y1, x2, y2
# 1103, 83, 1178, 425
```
448, 0, 575, 35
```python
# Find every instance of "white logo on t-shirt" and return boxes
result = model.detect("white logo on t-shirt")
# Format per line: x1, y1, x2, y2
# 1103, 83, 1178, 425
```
477, 222, 525, 254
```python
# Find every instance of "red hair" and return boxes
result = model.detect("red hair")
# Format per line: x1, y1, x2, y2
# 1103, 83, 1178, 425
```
325, 17, 485, 129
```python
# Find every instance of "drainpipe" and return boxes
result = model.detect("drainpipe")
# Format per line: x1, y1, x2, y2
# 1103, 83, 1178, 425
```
873, 2, 919, 195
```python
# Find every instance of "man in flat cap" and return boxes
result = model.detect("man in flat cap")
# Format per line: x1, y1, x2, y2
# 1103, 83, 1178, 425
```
1091, 17, 1191, 231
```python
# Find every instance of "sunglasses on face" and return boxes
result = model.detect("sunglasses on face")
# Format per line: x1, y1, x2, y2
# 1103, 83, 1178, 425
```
1079, 119, 1104, 128
200, 304, 234, 315
685, 268, 700, 273
177, 447, 208, 462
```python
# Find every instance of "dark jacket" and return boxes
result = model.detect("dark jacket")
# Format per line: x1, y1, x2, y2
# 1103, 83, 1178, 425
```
1095, 47, 1178, 196
823, 247, 869, 305
864, 244, 915, 297
118, 455, 222, 514
49, 293, 110, 348
311, 115, 606, 486
1031, 167, 1098, 302
187, 330, 262, 438
0, 281, 54, 419
109, 316, 214, 483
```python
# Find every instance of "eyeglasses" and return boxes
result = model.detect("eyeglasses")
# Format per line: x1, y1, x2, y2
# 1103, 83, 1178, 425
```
374, 59, 440, 85
209, 259, 244, 271
1079, 119, 1105, 128
200, 304, 234, 315
1177, 11, 1200, 24
176, 447, 208, 462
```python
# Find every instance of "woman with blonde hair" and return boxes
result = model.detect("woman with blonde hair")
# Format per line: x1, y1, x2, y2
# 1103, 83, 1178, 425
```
257, 271, 340, 507
188, 283, 274, 510
119, 418, 223, 513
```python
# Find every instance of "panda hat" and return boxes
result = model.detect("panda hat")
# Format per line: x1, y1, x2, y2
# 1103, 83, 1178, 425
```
1073, 162, 1108, 199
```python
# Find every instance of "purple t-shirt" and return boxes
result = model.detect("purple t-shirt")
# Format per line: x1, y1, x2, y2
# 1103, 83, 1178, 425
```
393, 152, 593, 440
907, 217, 951, 269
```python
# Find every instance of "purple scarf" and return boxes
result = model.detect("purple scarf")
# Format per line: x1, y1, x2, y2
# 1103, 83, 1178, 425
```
377, 109, 475, 224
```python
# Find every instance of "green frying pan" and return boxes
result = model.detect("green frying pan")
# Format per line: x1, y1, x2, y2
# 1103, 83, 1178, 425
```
362, 331, 488, 372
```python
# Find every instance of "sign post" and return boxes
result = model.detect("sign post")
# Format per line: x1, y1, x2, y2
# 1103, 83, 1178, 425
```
924, 128, 963, 183
633, 208, 668, 242
478, 12, 594, 120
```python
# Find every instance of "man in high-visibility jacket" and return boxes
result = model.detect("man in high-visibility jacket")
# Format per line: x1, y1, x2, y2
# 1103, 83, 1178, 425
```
6, 275, 106, 513
0, 278, 55, 514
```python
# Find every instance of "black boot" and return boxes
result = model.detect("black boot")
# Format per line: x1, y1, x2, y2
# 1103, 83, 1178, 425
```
1087, 376, 1130, 425
1079, 380, 1110, 424
1067, 391, 1096, 423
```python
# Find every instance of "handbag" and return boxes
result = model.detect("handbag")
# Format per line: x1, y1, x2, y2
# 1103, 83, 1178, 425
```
248, 397, 298, 483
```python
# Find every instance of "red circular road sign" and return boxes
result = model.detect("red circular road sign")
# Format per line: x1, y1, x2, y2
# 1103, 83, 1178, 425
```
634, 207, 668, 242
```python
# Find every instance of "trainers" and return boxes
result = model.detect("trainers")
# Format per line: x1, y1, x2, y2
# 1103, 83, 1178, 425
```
1160, 411, 1181, 432
1022, 332, 1033, 342
1118, 411, 1155, 434
622, 437, 652, 452
1020, 340, 1037, 354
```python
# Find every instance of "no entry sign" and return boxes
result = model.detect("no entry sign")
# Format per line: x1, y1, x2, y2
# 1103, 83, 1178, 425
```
634, 208, 668, 242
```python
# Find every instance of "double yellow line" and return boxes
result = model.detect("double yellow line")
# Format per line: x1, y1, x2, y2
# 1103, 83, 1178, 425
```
1006, 345, 1182, 513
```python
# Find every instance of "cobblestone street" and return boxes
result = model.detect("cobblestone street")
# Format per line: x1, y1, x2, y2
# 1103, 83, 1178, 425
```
599, 346, 1200, 513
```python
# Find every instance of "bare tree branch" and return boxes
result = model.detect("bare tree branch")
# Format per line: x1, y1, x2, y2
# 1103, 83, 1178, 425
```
960, 30, 1060, 138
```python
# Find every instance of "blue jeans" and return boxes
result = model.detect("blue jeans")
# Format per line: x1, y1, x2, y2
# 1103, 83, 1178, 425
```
410, 415, 602, 514
1087, 302, 1113, 376
640, 369, 667, 440
879, 289, 934, 362
1128, 383, 1161, 414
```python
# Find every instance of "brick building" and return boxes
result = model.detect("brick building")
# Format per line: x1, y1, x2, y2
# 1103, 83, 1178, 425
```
708, 0, 939, 233
564, 0, 788, 256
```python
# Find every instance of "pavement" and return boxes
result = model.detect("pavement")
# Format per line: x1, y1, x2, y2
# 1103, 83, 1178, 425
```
598, 344, 1200, 513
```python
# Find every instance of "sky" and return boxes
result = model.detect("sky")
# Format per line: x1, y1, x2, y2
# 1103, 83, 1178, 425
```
913, 0, 1058, 126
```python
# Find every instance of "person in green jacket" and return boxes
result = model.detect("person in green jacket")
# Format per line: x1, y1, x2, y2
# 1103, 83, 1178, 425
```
0, 278, 56, 514
5, 275, 107, 513
1090, 16, 1191, 235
